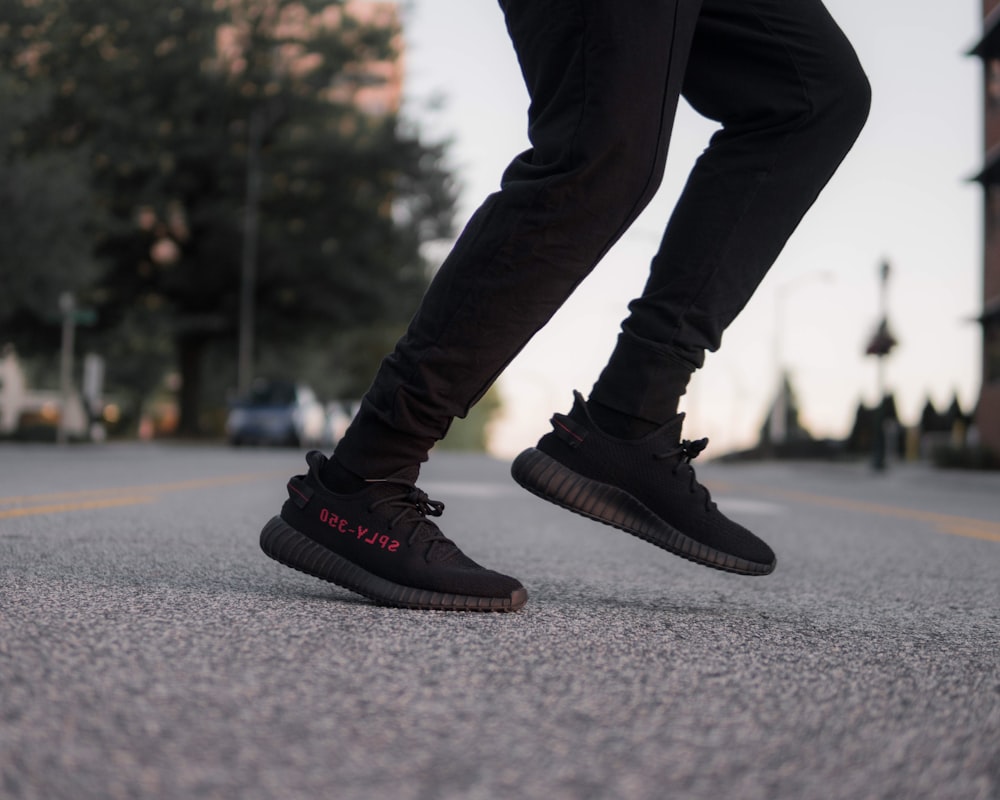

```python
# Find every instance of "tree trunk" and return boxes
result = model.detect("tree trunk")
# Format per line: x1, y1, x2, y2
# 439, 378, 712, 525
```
176, 333, 206, 437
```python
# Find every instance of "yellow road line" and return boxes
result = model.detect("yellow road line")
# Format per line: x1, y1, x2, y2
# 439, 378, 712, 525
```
0, 472, 286, 507
0, 496, 156, 519
721, 482, 1000, 544
769, 486, 1000, 530
934, 520, 1000, 543
0, 471, 286, 519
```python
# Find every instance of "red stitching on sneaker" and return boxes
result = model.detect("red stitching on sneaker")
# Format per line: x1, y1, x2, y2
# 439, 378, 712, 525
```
288, 482, 310, 502
553, 418, 584, 442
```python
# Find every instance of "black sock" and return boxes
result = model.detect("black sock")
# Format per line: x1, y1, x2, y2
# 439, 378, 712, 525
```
319, 454, 368, 494
581, 399, 670, 440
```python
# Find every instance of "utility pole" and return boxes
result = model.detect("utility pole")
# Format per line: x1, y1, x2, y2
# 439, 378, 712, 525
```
865, 260, 897, 471
238, 108, 264, 396
57, 292, 77, 445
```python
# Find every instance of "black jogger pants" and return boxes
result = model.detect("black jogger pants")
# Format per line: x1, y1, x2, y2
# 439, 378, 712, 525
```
335, 0, 871, 478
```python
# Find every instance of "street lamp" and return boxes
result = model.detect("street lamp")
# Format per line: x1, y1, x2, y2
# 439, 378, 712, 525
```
237, 90, 288, 396
237, 108, 264, 397
57, 292, 76, 445
865, 259, 898, 471
55, 293, 96, 444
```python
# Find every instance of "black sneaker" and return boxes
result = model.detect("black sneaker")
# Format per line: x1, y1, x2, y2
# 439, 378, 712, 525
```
260, 451, 528, 611
511, 392, 776, 576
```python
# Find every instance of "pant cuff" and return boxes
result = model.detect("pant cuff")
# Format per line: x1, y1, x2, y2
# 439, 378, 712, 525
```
589, 331, 696, 425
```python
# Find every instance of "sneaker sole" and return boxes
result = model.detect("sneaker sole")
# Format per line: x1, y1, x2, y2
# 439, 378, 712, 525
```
511, 447, 775, 576
260, 516, 528, 611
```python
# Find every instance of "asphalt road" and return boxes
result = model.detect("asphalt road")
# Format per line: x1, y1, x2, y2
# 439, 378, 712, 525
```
1, 442, 999, 800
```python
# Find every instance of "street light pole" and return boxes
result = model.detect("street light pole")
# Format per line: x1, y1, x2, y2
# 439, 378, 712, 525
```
870, 259, 894, 472
57, 292, 76, 445
238, 108, 264, 396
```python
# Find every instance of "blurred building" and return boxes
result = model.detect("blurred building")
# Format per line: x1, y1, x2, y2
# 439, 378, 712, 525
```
970, 0, 1000, 452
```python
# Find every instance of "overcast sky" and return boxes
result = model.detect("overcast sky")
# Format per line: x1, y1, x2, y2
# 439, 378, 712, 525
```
398, 1, 983, 456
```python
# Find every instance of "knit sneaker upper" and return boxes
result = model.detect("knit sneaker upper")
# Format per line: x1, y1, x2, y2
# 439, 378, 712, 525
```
275, 451, 526, 601
524, 392, 775, 573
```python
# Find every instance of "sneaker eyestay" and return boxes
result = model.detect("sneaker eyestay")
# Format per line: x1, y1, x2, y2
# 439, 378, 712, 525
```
654, 438, 715, 512
365, 479, 454, 562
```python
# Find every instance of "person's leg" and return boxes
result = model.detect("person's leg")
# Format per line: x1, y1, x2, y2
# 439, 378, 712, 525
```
332, 0, 704, 481
261, 0, 705, 609
589, 0, 871, 431
512, 0, 869, 575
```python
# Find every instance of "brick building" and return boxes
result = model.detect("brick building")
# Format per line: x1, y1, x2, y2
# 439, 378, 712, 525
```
971, 0, 1000, 452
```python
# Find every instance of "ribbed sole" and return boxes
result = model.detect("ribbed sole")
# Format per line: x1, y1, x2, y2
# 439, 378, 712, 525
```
260, 516, 528, 611
511, 447, 774, 576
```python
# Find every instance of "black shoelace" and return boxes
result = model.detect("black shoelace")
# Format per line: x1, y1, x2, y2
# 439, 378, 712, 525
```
653, 438, 716, 512
367, 479, 456, 561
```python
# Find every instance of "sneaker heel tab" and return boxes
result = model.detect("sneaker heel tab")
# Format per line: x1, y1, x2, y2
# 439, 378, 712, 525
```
287, 474, 314, 508
550, 412, 586, 448
305, 450, 327, 471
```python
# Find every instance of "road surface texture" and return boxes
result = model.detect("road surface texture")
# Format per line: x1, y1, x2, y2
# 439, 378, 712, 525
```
2, 442, 998, 800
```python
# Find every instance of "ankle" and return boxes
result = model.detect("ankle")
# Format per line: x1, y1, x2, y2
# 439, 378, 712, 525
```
582, 399, 671, 440
319, 455, 368, 493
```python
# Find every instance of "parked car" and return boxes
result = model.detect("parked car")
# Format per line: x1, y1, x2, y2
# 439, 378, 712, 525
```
324, 399, 360, 447
226, 379, 326, 447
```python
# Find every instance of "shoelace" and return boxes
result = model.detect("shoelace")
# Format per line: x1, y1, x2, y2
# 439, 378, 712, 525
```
366, 479, 456, 561
653, 438, 716, 512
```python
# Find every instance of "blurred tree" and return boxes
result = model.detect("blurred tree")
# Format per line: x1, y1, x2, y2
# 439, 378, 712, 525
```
436, 384, 502, 452
0, 73, 105, 352
758, 371, 812, 449
0, 0, 455, 434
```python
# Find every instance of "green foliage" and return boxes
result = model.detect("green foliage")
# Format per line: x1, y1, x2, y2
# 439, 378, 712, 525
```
436, 385, 503, 452
0, 73, 105, 341
0, 0, 456, 433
